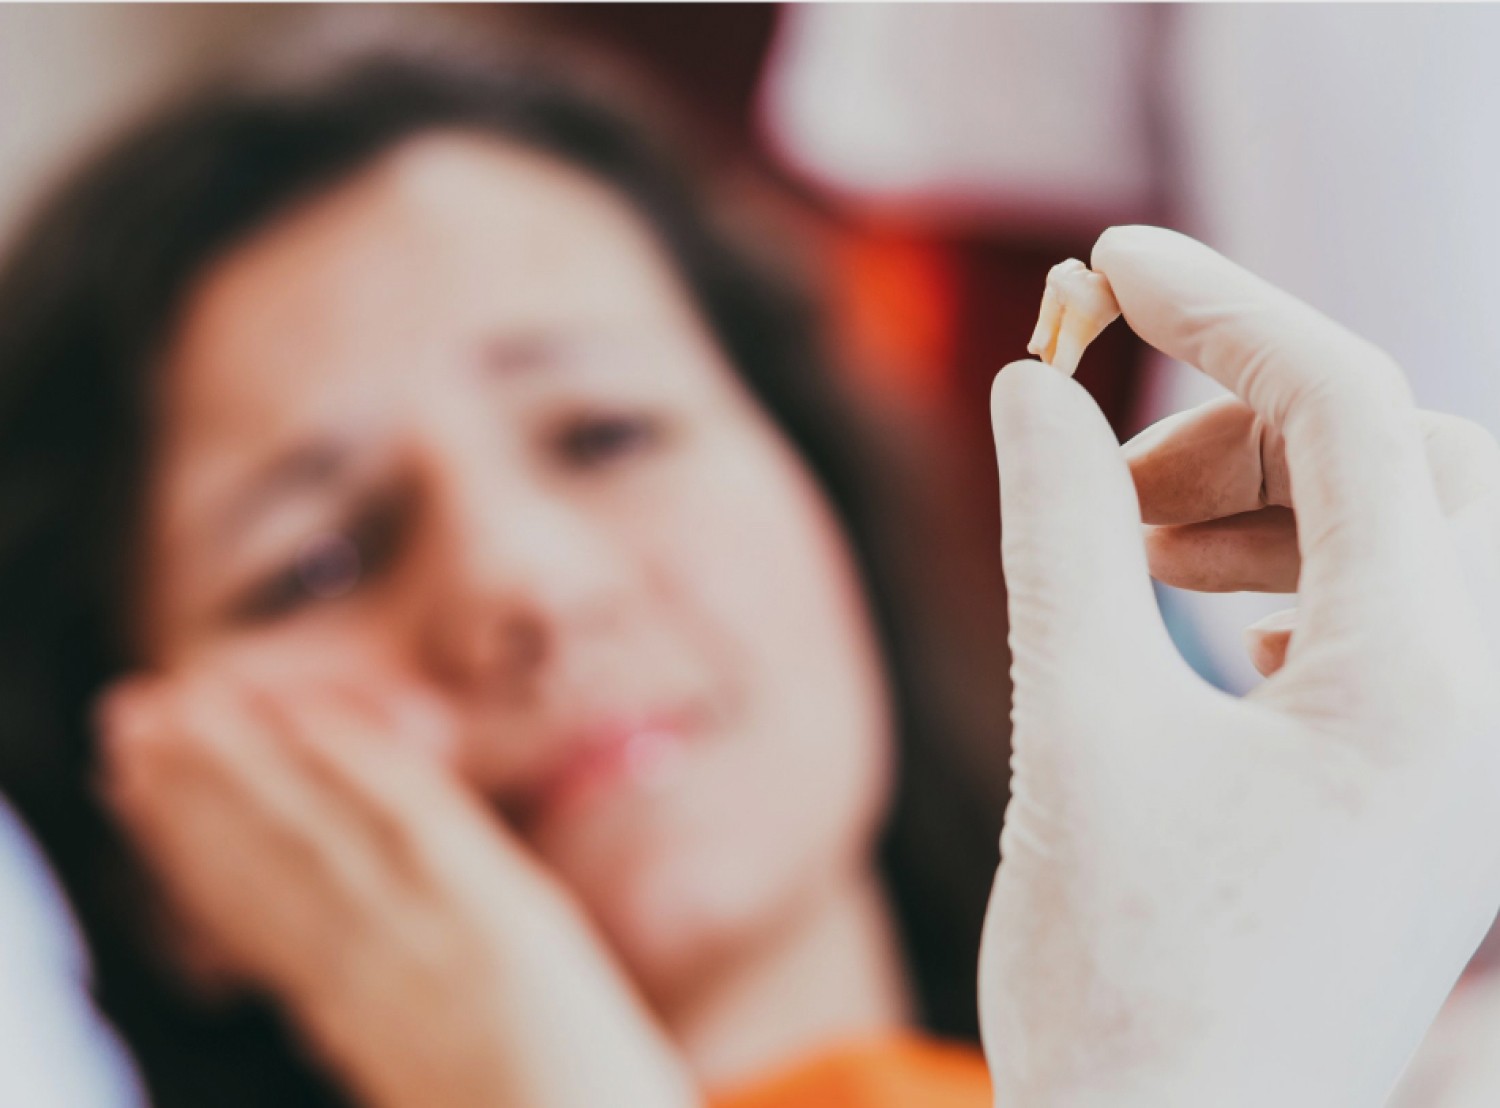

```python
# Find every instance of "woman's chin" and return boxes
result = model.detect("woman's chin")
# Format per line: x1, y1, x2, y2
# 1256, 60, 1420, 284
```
565, 831, 793, 1006
517, 745, 860, 1004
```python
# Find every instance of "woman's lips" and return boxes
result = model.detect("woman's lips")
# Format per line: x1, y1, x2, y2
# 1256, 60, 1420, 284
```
519, 716, 691, 829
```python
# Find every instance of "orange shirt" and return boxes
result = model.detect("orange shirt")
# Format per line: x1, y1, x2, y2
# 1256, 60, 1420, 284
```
709, 1035, 991, 1108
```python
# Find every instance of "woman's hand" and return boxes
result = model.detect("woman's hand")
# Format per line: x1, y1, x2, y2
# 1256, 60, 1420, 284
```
980, 226, 1500, 1106
97, 661, 698, 1108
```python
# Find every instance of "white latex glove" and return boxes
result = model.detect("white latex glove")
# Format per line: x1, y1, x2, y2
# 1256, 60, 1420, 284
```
1389, 970, 1500, 1107
978, 225, 1500, 1107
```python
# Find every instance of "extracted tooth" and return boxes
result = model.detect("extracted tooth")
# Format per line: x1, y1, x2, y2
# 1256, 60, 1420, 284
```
1026, 258, 1121, 377
1027, 277, 1067, 363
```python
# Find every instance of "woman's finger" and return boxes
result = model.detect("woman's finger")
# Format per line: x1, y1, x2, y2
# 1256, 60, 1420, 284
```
101, 677, 311, 831
99, 682, 362, 993
1126, 398, 1500, 526
1144, 506, 1300, 593
254, 684, 469, 847
248, 681, 533, 893
101, 676, 389, 926
1093, 226, 1443, 648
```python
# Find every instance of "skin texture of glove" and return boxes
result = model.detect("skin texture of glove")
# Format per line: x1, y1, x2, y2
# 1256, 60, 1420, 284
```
980, 226, 1500, 1106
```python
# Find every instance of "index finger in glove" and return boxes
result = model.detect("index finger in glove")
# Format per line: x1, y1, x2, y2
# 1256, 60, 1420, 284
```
1093, 226, 1449, 640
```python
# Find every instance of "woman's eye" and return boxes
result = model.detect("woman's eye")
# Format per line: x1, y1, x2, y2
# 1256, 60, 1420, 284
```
231, 533, 362, 623
555, 414, 664, 468
230, 493, 410, 624
295, 533, 363, 599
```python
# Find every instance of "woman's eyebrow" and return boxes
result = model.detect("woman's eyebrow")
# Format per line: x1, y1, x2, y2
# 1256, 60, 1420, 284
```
214, 440, 353, 546
480, 330, 569, 376
478, 325, 629, 378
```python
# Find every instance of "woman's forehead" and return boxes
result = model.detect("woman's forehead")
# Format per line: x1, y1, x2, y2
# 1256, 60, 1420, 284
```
141, 133, 731, 557
161, 132, 700, 426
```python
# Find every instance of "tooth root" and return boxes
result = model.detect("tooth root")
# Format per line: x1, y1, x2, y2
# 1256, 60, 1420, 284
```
1050, 321, 1086, 378
1028, 258, 1121, 377
1027, 282, 1065, 361
1052, 303, 1118, 377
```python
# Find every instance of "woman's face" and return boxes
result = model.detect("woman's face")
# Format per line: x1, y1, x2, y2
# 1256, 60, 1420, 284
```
138, 134, 894, 995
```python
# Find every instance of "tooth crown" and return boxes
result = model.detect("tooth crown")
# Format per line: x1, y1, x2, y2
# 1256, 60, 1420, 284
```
1026, 258, 1122, 377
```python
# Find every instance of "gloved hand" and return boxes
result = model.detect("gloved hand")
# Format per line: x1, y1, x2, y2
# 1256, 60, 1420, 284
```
978, 226, 1500, 1107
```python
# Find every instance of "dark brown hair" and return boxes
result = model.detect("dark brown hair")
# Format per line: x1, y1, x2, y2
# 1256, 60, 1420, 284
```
0, 21, 1001, 1105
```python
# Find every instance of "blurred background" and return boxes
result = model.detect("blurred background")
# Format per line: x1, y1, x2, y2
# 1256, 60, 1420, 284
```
5, 3, 1498, 697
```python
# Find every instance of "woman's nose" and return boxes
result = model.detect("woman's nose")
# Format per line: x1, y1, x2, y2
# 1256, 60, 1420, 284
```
420, 484, 636, 696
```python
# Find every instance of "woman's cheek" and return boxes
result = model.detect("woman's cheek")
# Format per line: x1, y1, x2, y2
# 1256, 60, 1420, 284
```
191, 616, 460, 760
197, 617, 377, 684
652, 439, 895, 847
571, 442, 894, 980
